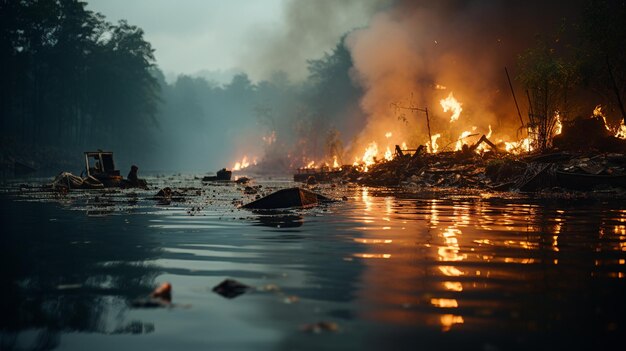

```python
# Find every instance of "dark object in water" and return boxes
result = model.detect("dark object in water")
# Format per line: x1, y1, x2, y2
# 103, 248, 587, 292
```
14, 161, 37, 176
123, 164, 148, 189
242, 187, 331, 209
84, 151, 123, 187
203, 168, 232, 181
212, 279, 252, 299
555, 171, 626, 190
150, 282, 172, 302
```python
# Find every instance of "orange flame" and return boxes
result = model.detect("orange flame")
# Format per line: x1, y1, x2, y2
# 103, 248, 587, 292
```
427, 133, 441, 153
233, 156, 250, 171
616, 119, 626, 139
440, 92, 463, 122
554, 113, 562, 135
332, 155, 340, 168
384, 146, 393, 161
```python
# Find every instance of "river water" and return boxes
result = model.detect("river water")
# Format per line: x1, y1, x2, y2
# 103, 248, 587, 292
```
1, 175, 625, 350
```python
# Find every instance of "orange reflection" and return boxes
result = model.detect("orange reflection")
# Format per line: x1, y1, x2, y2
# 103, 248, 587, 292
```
431, 298, 459, 308
440, 314, 465, 332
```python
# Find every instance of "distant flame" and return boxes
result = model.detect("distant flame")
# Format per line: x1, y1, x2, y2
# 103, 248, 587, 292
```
385, 132, 392, 138
594, 105, 612, 132
616, 119, 626, 139
435, 84, 447, 90
455, 130, 474, 151
475, 125, 493, 153
595, 104, 626, 139
428, 133, 441, 153
262, 131, 276, 145
233, 156, 250, 171
401, 142, 408, 150
361, 142, 378, 172
332, 155, 340, 168
554, 113, 562, 135
384, 146, 393, 161
440, 92, 463, 123
305, 160, 315, 169
502, 127, 534, 154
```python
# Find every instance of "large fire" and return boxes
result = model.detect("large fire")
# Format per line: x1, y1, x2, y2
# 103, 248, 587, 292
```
232, 94, 625, 174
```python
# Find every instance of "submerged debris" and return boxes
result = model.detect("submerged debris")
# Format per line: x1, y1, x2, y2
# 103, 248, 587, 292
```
131, 282, 172, 308
212, 279, 252, 299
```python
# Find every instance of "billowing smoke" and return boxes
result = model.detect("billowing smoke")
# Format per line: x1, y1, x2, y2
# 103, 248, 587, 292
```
345, 0, 583, 158
242, 0, 388, 81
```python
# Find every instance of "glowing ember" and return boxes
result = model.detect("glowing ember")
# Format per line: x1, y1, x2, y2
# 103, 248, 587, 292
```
435, 84, 447, 90
385, 132, 392, 138
233, 156, 250, 171
440, 92, 463, 122
616, 119, 626, 139
305, 160, 315, 169
428, 133, 441, 153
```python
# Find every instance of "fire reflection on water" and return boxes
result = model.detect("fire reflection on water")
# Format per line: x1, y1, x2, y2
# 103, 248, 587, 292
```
352, 192, 626, 334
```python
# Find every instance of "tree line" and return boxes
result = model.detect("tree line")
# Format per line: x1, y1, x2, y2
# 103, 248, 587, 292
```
0, 0, 159, 162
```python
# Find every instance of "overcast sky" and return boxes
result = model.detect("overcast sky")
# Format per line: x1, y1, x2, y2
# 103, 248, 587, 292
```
86, 0, 381, 83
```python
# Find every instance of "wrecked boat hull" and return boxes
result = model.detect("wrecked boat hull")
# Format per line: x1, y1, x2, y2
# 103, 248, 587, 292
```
242, 187, 321, 209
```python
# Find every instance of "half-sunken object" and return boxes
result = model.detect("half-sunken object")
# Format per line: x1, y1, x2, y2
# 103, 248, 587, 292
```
212, 279, 252, 299
242, 187, 331, 209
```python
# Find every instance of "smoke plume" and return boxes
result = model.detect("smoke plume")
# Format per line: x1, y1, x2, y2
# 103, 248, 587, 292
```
345, 0, 582, 157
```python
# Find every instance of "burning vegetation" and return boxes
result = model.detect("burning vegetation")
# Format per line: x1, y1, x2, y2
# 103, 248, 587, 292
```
223, 1, 626, 192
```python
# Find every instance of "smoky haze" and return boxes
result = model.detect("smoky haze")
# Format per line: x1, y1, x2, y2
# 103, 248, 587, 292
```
155, 0, 586, 172
241, 0, 389, 81
1, 0, 593, 176
345, 0, 583, 158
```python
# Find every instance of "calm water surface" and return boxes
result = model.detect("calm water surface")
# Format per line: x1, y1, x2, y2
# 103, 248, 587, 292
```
1, 176, 625, 350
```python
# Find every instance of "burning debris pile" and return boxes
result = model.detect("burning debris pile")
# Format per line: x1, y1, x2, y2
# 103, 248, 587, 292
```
291, 114, 626, 192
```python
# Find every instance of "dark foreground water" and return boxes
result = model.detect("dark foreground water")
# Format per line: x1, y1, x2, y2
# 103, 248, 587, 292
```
1, 176, 625, 351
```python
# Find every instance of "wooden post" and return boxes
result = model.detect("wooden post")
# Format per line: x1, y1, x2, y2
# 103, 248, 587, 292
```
505, 67, 525, 129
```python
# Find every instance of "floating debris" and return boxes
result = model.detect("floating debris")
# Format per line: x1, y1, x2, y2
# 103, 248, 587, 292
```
212, 279, 252, 299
